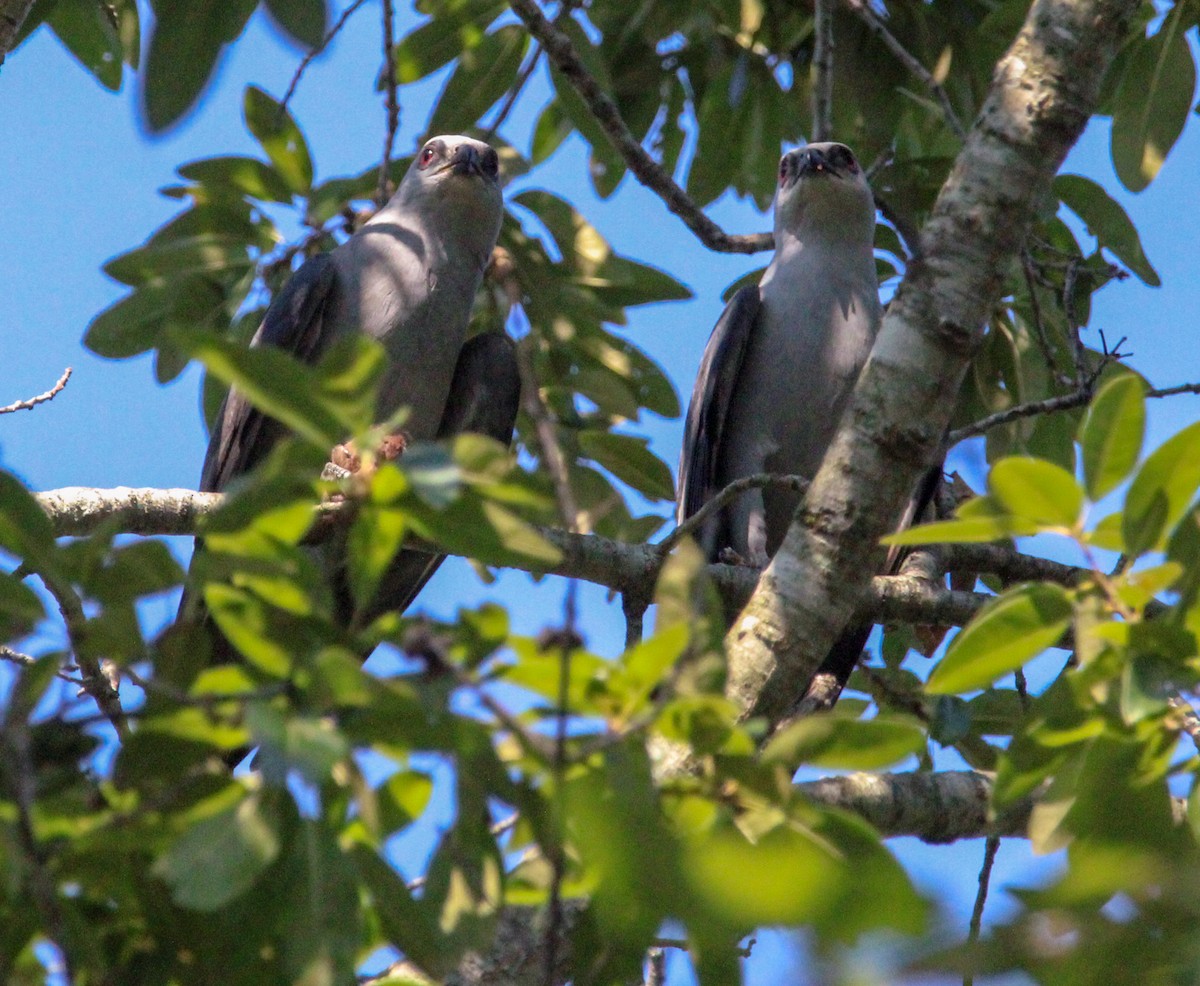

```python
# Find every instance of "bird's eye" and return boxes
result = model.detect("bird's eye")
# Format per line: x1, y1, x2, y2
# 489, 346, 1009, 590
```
418, 145, 437, 169
778, 158, 789, 184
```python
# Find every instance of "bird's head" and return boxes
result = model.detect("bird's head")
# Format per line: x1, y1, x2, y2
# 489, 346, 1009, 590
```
773, 142, 875, 242
395, 135, 504, 246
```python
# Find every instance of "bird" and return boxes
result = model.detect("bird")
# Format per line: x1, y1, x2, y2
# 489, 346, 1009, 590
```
677, 141, 935, 709
191, 134, 518, 644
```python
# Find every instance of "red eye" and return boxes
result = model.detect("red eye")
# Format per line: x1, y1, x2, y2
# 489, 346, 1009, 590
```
418, 146, 437, 169
778, 159, 788, 184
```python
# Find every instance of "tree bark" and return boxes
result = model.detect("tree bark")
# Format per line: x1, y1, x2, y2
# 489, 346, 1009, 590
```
724, 0, 1141, 725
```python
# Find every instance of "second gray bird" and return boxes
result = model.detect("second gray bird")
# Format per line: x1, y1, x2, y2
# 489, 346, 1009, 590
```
195, 135, 517, 637
678, 142, 913, 705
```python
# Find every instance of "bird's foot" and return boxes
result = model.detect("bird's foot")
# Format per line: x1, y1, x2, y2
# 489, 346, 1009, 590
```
322, 432, 411, 494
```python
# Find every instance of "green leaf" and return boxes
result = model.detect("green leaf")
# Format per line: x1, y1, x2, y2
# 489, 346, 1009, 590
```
883, 495, 1034, 546
178, 155, 296, 203
153, 793, 281, 911
927, 583, 1073, 694
353, 846, 446, 974
85, 281, 182, 358
244, 85, 314, 195
426, 24, 528, 136
264, 0, 327, 49
0, 570, 45, 638
763, 714, 925, 769
142, 0, 258, 132
1111, 8, 1196, 194
47, 0, 125, 90
1123, 420, 1200, 555
578, 431, 675, 502
1055, 174, 1160, 286
988, 456, 1084, 529
389, 0, 507, 84
1079, 373, 1147, 500
179, 332, 385, 449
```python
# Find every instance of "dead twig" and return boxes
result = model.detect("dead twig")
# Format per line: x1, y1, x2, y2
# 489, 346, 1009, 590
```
811, 0, 834, 141
657, 473, 808, 556
0, 367, 72, 415
506, 0, 773, 254
279, 0, 371, 116
376, 0, 400, 206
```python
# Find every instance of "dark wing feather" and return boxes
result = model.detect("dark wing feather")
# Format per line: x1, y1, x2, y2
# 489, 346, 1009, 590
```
200, 254, 339, 492
677, 285, 762, 536
345, 333, 522, 625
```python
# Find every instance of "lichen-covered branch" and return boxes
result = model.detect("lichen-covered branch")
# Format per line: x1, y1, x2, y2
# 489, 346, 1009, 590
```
723, 0, 1140, 725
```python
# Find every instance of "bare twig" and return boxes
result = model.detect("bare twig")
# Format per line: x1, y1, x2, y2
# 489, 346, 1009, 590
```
0, 367, 72, 414
376, 0, 400, 207
4, 721, 76, 983
505, 0, 773, 254
963, 836, 1001, 986
841, 0, 967, 138
36, 569, 127, 739
279, 0, 371, 115
656, 473, 809, 556
483, 45, 542, 143
946, 387, 1094, 445
516, 338, 581, 532
811, 0, 834, 141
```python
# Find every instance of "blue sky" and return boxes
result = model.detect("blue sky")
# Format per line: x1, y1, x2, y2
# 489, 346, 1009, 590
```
2, 6, 1198, 982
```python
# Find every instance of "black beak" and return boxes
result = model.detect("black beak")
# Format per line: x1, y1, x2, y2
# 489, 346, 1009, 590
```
450, 144, 484, 177
796, 147, 832, 178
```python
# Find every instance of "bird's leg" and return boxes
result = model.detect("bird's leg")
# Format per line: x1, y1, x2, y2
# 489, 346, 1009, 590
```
328, 432, 410, 475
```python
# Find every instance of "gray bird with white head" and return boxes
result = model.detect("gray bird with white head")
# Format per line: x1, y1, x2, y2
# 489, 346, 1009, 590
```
678, 141, 933, 703
196, 134, 518, 632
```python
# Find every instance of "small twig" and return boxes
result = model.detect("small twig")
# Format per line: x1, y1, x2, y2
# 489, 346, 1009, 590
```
840, 0, 967, 138
1020, 251, 1065, 381
5, 721, 77, 984
963, 836, 1001, 986
1063, 257, 1087, 387
516, 337, 581, 533
645, 947, 666, 986
376, 0, 400, 207
1148, 381, 1200, 399
506, 0, 773, 254
0, 367, 72, 415
657, 473, 809, 556
0, 645, 85, 686
37, 569, 127, 739
483, 45, 541, 143
811, 0, 834, 141
279, 0, 371, 116
946, 387, 1094, 445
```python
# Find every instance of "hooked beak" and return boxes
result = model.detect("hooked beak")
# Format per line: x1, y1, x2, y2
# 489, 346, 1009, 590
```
449, 144, 485, 177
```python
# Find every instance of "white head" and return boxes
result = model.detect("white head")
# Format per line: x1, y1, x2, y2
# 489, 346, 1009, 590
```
393, 135, 504, 258
773, 142, 876, 245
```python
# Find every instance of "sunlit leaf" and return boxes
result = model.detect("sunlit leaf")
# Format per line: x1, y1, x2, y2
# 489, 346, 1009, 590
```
764, 714, 925, 769
1079, 373, 1147, 500
244, 84, 314, 194
1055, 174, 1160, 285
988, 456, 1084, 529
1123, 420, 1200, 555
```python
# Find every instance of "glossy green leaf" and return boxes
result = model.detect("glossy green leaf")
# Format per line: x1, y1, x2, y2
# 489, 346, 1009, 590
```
142, 0, 258, 132
426, 24, 528, 137
927, 583, 1073, 694
988, 456, 1084, 529
1111, 9, 1196, 194
578, 431, 675, 502
47, 0, 125, 90
1079, 373, 1146, 500
0, 570, 45, 638
263, 0, 327, 49
883, 495, 1035, 546
1055, 174, 1160, 285
1123, 420, 1200, 555
244, 85, 314, 194
389, 0, 506, 84
178, 155, 296, 203
152, 793, 281, 911
180, 332, 385, 449
763, 714, 926, 769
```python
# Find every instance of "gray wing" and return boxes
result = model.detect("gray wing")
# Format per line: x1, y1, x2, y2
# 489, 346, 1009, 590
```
676, 285, 762, 539
343, 333, 522, 625
200, 254, 339, 492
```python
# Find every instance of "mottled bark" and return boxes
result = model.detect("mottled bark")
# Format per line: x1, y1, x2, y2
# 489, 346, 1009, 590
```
724, 0, 1141, 724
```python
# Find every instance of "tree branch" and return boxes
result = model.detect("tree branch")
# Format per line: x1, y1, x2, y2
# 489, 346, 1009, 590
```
840, 0, 967, 139
723, 0, 1140, 726
505, 0, 773, 255
0, 366, 72, 415
811, 0, 834, 142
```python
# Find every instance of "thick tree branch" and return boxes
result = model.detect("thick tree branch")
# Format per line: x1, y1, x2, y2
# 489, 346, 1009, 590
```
505, 0, 773, 254
811, 0, 834, 141
723, 0, 1140, 725
33, 485, 999, 632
